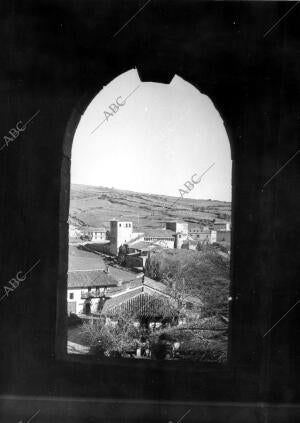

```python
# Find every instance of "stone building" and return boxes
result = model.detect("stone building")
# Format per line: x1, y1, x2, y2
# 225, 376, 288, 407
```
83, 227, 107, 242
213, 222, 231, 231
109, 220, 144, 255
189, 226, 217, 244
67, 269, 118, 315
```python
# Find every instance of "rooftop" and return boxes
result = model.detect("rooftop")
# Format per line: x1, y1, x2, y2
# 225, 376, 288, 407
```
68, 270, 118, 289
69, 245, 139, 282
101, 291, 177, 318
143, 277, 169, 295
69, 255, 107, 271
106, 278, 143, 295
127, 240, 163, 251
101, 288, 144, 314
82, 227, 106, 232
143, 228, 176, 238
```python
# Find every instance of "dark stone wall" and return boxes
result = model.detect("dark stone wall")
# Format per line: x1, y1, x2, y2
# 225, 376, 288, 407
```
0, 0, 299, 415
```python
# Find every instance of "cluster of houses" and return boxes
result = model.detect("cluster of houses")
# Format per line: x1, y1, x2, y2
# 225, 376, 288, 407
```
67, 219, 231, 324
67, 267, 202, 325
69, 219, 231, 255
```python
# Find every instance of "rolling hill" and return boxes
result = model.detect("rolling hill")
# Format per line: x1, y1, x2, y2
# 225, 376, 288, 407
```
69, 183, 231, 232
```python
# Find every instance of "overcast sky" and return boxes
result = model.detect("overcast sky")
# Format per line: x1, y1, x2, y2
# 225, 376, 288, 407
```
71, 69, 232, 201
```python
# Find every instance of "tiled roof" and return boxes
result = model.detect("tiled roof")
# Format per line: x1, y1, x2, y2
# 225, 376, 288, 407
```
69, 256, 105, 271
101, 288, 144, 314
143, 229, 175, 238
83, 227, 106, 232
107, 267, 142, 282
106, 277, 170, 298
143, 277, 169, 295
106, 278, 143, 295
68, 270, 118, 288
128, 241, 163, 251
101, 290, 177, 318
101, 276, 203, 317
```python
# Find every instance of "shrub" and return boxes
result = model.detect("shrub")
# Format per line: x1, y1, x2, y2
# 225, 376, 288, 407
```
179, 338, 227, 362
148, 325, 227, 362
81, 313, 141, 357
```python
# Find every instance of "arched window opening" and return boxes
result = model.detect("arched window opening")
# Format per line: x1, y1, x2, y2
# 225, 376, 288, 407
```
66, 69, 232, 362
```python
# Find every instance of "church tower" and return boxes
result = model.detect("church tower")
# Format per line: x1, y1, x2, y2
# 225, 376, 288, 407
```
109, 220, 133, 255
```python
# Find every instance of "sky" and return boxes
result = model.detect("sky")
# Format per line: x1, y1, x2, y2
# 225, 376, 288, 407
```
71, 69, 232, 201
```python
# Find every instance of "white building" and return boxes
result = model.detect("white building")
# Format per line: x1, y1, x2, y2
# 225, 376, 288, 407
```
107, 220, 214, 257
188, 227, 217, 243
213, 222, 231, 231
109, 220, 144, 255
83, 227, 107, 242
67, 269, 118, 315
143, 228, 177, 249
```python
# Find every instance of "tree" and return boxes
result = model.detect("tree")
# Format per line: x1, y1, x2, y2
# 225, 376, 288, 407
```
144, 249, 230, 319
118, 244, 128, 265
196, 241, 203, 251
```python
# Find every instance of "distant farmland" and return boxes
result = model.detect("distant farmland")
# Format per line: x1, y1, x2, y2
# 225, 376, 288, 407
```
69, 184, 231, 231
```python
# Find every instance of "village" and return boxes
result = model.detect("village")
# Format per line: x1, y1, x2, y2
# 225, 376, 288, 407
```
67, 217, 231, 361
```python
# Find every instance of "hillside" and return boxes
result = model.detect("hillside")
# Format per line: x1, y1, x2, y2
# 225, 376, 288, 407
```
69, 183, 231, 232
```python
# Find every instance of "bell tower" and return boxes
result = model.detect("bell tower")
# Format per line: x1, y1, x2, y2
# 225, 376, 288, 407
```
109, 220, 133, 255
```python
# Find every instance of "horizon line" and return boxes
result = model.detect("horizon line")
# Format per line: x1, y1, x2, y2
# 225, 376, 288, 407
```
70, 182, 231, 204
